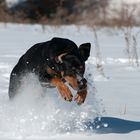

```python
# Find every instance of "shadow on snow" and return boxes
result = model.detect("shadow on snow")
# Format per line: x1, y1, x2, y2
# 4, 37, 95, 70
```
86, 117, 140, 134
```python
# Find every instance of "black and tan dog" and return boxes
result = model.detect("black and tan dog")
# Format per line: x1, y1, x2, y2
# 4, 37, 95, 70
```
8, 37, 91, 105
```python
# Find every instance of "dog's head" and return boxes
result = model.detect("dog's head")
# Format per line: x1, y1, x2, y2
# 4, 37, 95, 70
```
56, 43, 91, 91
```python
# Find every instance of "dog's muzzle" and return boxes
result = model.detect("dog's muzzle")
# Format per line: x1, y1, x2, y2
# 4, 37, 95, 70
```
76, 74, 87, 91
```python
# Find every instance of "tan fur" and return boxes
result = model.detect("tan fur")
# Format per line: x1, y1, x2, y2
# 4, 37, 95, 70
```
64, 76, 78, 90
50, 77, 73, 101
47, 67, 56, 74
75, 88, 87, 105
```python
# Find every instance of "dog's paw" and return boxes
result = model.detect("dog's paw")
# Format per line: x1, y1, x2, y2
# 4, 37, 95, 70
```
75, 89, 87, 105
50, 78, 73, 102
58, 85, 73, 102
63, 92, 73, 102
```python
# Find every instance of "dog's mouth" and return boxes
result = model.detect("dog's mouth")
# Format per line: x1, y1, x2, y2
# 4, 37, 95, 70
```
63, 75, 87, 91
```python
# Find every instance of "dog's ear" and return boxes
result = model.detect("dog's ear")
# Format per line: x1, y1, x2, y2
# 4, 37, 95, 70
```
79, 43, 91, 61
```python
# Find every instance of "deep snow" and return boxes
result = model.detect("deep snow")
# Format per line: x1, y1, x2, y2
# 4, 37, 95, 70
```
0, 23, 140, 140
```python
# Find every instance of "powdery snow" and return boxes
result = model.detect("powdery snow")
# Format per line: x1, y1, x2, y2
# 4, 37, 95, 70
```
0, 23, 140, 140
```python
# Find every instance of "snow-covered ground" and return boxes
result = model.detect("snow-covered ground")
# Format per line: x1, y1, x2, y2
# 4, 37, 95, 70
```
0, 23, 140, 140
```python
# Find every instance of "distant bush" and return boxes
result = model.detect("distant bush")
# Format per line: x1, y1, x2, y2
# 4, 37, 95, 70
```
0, 0, 10, 22
0, 0, 140, 26
1, 0, 110, 24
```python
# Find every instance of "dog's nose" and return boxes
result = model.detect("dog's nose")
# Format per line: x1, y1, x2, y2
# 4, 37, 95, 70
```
77, 78, 87, 91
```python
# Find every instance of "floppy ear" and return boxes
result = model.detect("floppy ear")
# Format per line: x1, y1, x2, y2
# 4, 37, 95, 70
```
79, 43, 91, 61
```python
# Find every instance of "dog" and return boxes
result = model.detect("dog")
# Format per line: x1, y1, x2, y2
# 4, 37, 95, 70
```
8, 37, 91, 105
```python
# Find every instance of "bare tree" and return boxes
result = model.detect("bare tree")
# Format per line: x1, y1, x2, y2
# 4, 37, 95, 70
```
92, 26, 106, 77
119, 3, 140, 67
132, 31, 140, 66
123, 27, 140, 67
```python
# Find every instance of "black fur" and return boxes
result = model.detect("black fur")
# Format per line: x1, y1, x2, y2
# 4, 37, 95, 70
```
8, 37, 91, 99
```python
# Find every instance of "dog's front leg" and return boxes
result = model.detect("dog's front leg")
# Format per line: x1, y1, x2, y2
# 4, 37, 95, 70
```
75, 88, 87, 105
50, 78, 73, 102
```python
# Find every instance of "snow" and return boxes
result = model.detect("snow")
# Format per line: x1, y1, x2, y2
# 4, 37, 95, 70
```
5, 0, 21, 7
111, 0, 140, 4
0, 23, 140, 140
